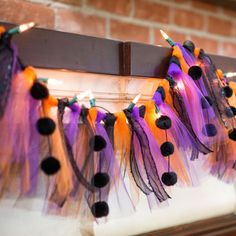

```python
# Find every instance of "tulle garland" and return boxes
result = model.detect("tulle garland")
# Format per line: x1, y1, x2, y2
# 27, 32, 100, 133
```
172, 41, 236, 182
0, 27, 236, 221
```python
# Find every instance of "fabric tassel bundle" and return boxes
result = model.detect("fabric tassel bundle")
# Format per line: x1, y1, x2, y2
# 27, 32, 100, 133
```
144, 88, 206, 186
167, 56, 212, 155
0, 27, 42, 198
59, 105, 135, 219
124, 107, 170, 207
194, 47, 236, 182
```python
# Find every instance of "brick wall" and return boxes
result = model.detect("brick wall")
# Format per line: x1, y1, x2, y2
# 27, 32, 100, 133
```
1, 0, 236, 57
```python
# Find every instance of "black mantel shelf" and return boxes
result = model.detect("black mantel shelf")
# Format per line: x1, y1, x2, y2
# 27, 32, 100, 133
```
1, 22, 236, 78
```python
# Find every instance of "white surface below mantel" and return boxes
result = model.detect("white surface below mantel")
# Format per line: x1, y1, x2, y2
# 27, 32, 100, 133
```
0, 178, 235, 236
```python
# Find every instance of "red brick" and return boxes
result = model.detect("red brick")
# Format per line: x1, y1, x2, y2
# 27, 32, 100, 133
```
208, 16, 233, 36
110, 20, 149, 43
87, 0, 132, 16
134, 0, 170, 24
223, 42, 236, 58
0, 0, 54, 28
223, 8, 236, 18
174, 0, 191, 3
155, 29, 187, 46
192, 0, 220, 12
173, 8, 204, 30
231, 22, 236, 37
54, 0, 82, 6
56, 9, 106, 37
191, 35, 218, 54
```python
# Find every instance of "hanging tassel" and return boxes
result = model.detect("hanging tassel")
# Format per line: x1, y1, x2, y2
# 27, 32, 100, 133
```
124, 107, 170, 203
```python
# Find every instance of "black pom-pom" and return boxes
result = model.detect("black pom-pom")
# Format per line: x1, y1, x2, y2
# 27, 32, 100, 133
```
155, 116, 172, 130
160, 141, 174, 156
188, 66, 202, 80
202, 123, 217, 137
222, 86, 233, 98
30, 81, 49, 100
91, 172, 110, 188
161, 172, 177, 186
230, 106, 236, 116
90, 135, 107, 151
156, 86, 166, 101
183, 40, 195, 53
228, 128, 236, 141
91, 201, 109, 218
225, 107, 236, 118
139, 105, 146, 118
37, 117, 56, 135
40, 156, 61, 175
201, 96, 213, 109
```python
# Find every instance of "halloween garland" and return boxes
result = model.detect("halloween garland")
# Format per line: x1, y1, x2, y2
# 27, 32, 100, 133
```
0, 24, 236, 220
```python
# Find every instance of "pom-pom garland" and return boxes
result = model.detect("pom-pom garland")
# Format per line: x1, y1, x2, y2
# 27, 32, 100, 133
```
222, 86, 233, 98
228, 128, 236, 141
160, 141, 174, 157
36, 117, 56, 135
91, 172, 110, 188
155, 116, 172, 130
230, 106, 236, 116
91, 201, 109, 218
225, 107, 236, 118
1, 25, 236, 221
40, 156, 61, 175
202, 123, 217, 137
30, 81, 49, 100
89, 135, 107, 152
188, 66, 202, 81
161, 172, 178, 186
183, 40, 195, 53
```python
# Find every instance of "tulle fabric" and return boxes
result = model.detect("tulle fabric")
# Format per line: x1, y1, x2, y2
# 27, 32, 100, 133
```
87, 108, 135, 221
145, 93, 206, 186
60, 106, 135, 220
228, 81, 236, 108
124, 107, 170, 206
113, 111, 131, 171
192, 47, 236, 182
0, 66, 41, 198
168, 61, 212, 154
157, 79, 173, 108
41, 96, 74, 211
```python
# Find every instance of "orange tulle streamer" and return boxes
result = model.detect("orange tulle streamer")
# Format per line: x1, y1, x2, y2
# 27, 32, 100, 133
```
172, 45, 189, 73
42, 95, 73, 206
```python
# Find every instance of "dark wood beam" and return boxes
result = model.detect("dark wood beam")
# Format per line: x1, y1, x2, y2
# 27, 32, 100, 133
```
1, 22, 122, 75
1, 22, 236, 79
138, 213, 236, 236
121, 42, 236, 78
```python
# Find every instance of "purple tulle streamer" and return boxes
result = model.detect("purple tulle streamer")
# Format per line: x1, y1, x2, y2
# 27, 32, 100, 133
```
125, 107, 170, 202
86, 110, 135, 219
168, 62, 212, 152
153, 91, 207, 184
